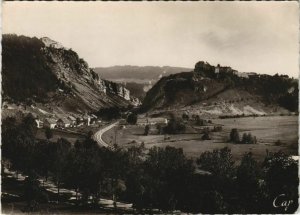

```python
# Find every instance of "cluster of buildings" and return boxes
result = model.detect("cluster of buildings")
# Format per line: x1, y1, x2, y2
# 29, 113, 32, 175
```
35, 113, 99, 129
195, 61, 258, 79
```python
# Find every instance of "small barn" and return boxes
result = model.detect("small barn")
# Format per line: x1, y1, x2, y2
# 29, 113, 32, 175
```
67, 115, 77, 127
57, 118, 71, 128
44, 118, 57, 129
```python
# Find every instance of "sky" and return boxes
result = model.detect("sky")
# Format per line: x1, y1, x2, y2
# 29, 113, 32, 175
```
3, 1, 299, 77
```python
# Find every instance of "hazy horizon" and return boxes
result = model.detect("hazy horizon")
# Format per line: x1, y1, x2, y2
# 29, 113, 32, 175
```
3, 2, 299, 77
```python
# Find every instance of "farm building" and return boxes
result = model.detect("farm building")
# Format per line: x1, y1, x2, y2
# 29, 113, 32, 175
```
44, 118, 57, 129
57, 118, 71, 128
137, 117, 168, 126
67, 115, 77, 126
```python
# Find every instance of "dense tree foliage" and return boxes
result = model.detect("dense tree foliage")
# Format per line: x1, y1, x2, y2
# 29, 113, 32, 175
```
44, 127, 53, 140
95, 107, 122, 120
126, 113, 137, 125
230, 128, 240, 143
241, 133, 257, 144
2, 34, 59, 102
163, 115, 186, 134
230, 129, 257, 144
144, 125, 150, 135
2, 115, 298, 213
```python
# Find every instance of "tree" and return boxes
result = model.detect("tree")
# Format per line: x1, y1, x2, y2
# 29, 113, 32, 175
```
201, 190, 227, 213
196, 116, 205, 126
144, 125, 150, 136
182, 113, 189, 121
2, 117, 18, 160
241, 133, 257, 144
23, 170, 48, 212
262, 151, 298, 213
49, 138, 71, 202
96, 107, 121, 120
230, 128, 240, 143
164, 117, 186, 134
201, 128, 211, 140
197, 147, 235, 179
197, 147, 236, 206
141, 146, 195, 211
45, 127, 53, 140
20, 113, 38, 139
127, 113, 137, 125
33, 140, 52, 185
236, 152, 261, 213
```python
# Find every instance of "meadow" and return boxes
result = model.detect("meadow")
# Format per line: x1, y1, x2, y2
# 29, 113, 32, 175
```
103, 115, 298, 162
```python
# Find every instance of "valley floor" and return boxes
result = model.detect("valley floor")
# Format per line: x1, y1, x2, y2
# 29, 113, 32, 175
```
102, 115, 298, 162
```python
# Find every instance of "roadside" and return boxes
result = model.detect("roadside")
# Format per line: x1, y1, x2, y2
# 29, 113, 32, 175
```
93, 121, 120, 150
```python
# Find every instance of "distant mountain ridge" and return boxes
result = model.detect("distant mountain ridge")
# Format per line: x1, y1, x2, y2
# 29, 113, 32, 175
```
94, 65, 192, 83
141, 61, 298, 116
2, 34, 139, 117
94, 65, 191, 100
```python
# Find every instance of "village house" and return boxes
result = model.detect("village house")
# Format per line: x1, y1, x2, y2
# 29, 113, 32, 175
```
57, 118, 71, 128
90, 114, 98, 125
43, 118, 57, 129
67, 115, 77, 127
246, 72, 257, 77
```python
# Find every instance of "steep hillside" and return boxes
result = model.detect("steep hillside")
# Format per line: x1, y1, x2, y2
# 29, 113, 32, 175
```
142, 61, 298, 117
2, 34, 138, 116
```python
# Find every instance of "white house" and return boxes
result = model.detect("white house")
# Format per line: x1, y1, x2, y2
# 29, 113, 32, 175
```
35, 119, 43, 128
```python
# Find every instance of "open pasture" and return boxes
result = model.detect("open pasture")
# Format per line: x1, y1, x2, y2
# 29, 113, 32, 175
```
103, 116, 298, 162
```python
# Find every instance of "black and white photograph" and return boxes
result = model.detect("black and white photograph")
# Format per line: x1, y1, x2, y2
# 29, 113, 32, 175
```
1, 1, 299, 214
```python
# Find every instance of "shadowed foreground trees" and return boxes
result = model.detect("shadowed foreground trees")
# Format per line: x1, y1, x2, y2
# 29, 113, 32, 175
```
2, 114, 299, 213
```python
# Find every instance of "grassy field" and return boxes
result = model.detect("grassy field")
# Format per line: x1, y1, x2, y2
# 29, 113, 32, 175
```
103, 116, 298, 162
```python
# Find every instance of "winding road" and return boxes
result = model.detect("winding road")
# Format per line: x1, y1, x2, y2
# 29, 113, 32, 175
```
93, 121, 119, 150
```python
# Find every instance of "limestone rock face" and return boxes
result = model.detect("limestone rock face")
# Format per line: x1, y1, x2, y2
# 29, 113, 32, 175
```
2, 34, 138, 114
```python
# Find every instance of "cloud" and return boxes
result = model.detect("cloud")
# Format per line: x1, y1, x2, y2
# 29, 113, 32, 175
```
3, 1, 299, 77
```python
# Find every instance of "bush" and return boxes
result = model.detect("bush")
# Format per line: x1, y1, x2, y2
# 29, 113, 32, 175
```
96, 107, 122, 120
241, 133, 257, 144
144, 125, 150, 136
196, 117, 206, 126
202, 128, 211, 140
127, 113, 138, 125
164, 117, 186, 134
212, 126, 222, 132
182, 113, 189, 121
45, 127, 53, 140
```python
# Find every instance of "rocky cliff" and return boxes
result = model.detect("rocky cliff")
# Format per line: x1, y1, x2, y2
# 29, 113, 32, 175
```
141, 61, 298, 117
2, 34, 139, 116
